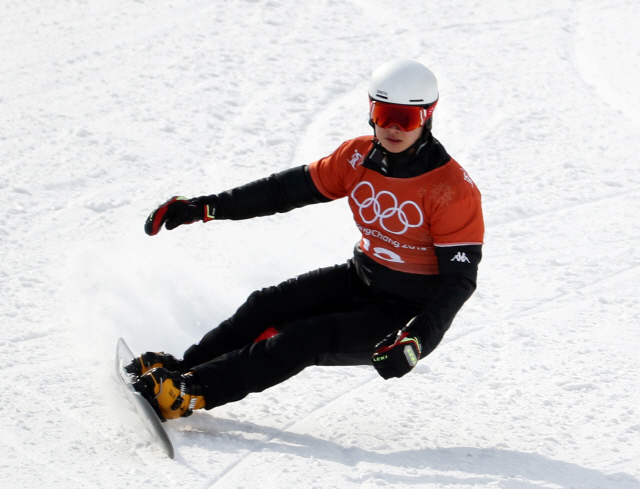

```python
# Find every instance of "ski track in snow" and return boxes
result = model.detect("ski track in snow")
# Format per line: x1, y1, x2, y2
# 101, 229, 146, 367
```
2, 0, 640, 488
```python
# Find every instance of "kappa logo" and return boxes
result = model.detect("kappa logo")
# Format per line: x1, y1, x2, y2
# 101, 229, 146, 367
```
450, 252, 471, 263
348, 149, 364, 169
462, 169, 475, 187
351, 181, 424, 235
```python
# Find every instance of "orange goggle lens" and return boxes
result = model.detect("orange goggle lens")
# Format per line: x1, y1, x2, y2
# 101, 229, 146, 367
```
369, 100, 437, 131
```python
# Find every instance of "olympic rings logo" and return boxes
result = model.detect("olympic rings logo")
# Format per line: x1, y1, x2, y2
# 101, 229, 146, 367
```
350, 181, 424, 235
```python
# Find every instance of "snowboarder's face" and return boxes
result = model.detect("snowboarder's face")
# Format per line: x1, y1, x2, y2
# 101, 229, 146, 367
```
375, 124, 423, 153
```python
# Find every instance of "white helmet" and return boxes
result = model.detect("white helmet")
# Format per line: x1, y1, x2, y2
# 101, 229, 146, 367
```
368, 59, 438, 106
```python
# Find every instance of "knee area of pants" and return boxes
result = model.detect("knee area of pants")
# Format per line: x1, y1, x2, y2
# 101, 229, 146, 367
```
282, 319, 337, 351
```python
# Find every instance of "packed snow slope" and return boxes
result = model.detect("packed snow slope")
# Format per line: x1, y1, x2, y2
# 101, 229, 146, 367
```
1, 0, 639, 487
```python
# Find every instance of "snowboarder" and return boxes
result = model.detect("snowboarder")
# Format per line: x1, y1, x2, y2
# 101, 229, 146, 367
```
128, 59, 485, 421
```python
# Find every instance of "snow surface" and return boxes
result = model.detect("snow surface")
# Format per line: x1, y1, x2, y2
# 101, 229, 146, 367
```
1, 0, 639, 487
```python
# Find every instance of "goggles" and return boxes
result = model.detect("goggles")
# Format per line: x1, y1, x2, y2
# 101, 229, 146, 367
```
369, 99, 438, 131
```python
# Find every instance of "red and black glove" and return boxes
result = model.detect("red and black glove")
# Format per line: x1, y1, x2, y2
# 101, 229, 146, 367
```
144, 196, 217, 236
371, 328, 422, 379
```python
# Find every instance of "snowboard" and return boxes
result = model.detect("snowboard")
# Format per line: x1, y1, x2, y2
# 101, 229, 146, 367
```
115, 337, 175, 458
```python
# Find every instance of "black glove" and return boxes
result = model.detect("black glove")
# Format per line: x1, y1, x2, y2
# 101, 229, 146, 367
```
371, 328, 421, 379
144, 196, 217, 236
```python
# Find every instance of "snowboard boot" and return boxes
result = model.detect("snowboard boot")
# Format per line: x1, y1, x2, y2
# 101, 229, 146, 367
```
125, 351, 185, 378
133, 368, 205, 421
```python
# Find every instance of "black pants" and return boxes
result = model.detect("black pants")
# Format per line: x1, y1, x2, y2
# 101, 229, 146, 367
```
183, 261, 419, 409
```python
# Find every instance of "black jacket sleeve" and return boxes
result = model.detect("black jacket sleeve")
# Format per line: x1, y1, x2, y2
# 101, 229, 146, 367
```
407, 244, 482, 357
407, 274, 476, 357
200, 165, 330, 220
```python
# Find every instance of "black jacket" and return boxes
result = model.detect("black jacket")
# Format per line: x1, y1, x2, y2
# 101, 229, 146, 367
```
199, 135, 482, 357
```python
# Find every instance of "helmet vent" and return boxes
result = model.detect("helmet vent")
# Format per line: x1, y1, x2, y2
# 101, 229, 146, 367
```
410, 99, 424, 102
